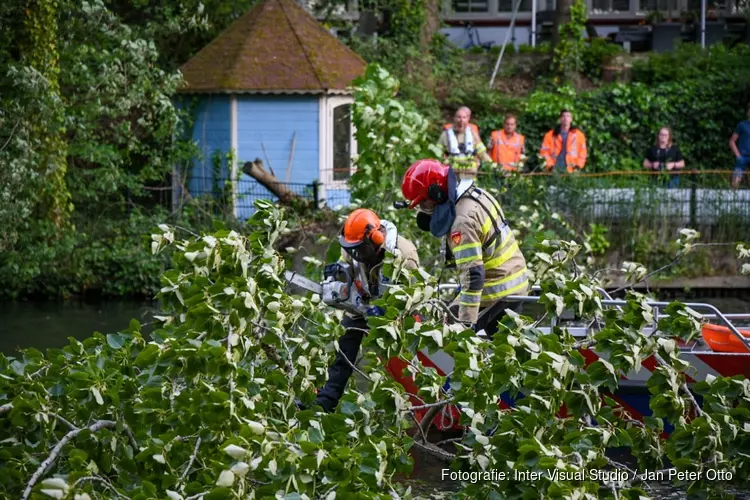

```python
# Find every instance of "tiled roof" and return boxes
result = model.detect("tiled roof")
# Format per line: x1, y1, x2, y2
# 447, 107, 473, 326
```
178, 0, 367, 94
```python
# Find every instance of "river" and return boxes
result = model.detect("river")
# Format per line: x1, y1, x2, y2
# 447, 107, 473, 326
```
1, 295, 749, 498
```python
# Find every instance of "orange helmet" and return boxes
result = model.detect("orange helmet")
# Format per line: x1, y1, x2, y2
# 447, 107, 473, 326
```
339, 209, 385, 263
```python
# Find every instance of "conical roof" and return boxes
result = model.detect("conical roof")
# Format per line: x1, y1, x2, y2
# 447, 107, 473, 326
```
178, 0, 367, 94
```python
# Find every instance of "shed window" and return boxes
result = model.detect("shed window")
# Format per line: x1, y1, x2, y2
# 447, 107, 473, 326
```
333, 103, 352, 182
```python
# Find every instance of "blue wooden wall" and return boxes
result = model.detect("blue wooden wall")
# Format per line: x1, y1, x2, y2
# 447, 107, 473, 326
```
186, 95, 231, 197
325, 189, 351, 209
236, 95, 320, 219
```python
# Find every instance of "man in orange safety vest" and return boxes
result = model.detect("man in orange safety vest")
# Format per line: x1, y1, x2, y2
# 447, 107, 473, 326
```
488, 114, 526, 173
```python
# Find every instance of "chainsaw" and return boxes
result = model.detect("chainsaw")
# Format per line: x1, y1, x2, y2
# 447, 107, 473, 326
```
284, 262, 382, 317
284, 262, 490, 327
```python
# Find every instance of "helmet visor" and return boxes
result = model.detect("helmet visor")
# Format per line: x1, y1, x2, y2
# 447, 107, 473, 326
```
341, 238, 379, 264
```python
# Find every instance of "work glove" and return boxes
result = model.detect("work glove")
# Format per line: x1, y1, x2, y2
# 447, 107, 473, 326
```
365, 305, 385, 317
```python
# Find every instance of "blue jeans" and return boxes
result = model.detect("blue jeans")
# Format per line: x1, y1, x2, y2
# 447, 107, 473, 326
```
734, 155, 750, 182
653, 172, 680, 188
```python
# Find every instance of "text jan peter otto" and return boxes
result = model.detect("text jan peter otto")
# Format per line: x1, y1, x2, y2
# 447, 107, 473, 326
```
442, 468, 734, 483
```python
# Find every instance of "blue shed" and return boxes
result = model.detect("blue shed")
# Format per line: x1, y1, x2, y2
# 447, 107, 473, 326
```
176, 0, 366, 218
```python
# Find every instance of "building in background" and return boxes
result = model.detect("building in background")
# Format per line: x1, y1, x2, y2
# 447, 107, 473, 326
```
321, 0, 748, 51
176, 0, 365, 218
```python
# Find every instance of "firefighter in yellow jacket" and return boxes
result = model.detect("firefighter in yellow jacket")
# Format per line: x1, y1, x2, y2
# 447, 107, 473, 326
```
400, 159, 529, 334
437, 107, 494, 181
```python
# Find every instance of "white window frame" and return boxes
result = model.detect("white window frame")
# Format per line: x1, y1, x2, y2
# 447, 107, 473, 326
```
319, 95, 357, 196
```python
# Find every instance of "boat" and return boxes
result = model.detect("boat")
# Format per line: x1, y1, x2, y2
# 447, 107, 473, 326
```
385, 285, 750, 435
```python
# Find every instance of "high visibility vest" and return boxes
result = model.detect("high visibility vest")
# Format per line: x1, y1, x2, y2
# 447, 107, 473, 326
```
442, 124, 481, 171
444, 123, 480, 136
540, 128, 587, 172
489, 130, 525, 171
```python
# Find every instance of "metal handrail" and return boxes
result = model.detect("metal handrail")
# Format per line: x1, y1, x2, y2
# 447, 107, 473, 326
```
436, 283, 750, 350
504, 295, 750, 350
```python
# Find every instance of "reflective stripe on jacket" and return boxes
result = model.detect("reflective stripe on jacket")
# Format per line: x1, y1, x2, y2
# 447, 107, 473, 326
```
447, 187, 529, 323
438, 125, 488, 174
540, 127, 587, 172
489, 130, 525, 171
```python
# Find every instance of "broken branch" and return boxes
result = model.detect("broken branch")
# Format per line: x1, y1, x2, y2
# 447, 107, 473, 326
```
22, 420, 117, 500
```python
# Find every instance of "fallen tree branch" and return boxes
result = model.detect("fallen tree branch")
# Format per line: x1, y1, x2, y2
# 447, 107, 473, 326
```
242, 158, 307, 205
408, 412, 429, 444
609, 242, 736, 295
52, 414, 76, 431
411, 439, 457, 462
572, 338, 596, 349
653, 353, 703, 418
179, 437, 202, 485
249, 320, 292, 372
22, 420, 117, 500
410, 397, 455, 411
419, 398, 454, 436
123, 424, 139, 451
71, 475, 129, 499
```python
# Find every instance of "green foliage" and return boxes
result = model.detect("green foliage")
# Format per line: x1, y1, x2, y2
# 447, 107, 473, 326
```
106, 0, 256, 71
349, 64, 442, 209
551, 0, 588, 80
0, 201, 419, 498
584, 223, 611, 256
0, 209, 176, 299
488, 43, 750, 172
581, 38, 624, 81
0, 0, 200, 298
3, 202, 749, 498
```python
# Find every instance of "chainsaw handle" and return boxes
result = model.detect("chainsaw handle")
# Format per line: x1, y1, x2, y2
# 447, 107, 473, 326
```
322, 263, 353, 302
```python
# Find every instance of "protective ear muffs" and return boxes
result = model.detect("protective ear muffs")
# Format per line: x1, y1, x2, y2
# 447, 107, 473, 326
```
428, 183, 446, 204
364, 224, 385, 246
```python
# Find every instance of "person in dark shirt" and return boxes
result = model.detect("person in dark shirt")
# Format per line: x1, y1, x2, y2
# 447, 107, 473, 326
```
729, 103, 750, 190
643, 127, 685, 188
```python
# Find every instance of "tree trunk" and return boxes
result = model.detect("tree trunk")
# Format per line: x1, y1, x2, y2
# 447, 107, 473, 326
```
420, 0, 442, 51
552, 0, 573, 47
23, 0, 71, 228
242, 159, 306, 205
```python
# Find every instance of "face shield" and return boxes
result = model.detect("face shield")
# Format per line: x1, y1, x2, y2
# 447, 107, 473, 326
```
339, 237, 383, 266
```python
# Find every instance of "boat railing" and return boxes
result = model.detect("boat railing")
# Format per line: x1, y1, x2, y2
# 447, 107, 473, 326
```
436, 283, 750, 352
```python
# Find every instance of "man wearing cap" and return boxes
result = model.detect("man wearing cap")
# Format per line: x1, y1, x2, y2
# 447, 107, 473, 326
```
311, 208, 419, 413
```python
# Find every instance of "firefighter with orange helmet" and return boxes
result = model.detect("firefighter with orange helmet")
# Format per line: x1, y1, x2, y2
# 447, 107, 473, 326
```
400, 159, 529, 335
311, 208, 419, 413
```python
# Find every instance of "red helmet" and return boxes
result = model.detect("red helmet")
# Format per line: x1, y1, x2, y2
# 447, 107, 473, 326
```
401, 159, 450, 209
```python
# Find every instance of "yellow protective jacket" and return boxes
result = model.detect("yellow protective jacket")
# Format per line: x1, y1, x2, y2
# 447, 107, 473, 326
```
437, 125, 492, 178
446, 185, 529, 323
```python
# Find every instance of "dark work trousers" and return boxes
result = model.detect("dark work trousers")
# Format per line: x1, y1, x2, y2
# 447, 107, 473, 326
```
314, 314, 368, 413
450, 300, 524, 338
